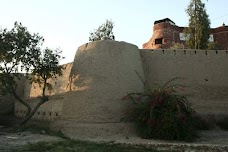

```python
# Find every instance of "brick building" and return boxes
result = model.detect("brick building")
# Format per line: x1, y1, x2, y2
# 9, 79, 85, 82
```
143, 18, 228, 50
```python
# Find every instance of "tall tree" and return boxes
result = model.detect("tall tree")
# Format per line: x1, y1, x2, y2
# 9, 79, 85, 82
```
89, 20, 115, 41
0, 22, 64, 126
185, 0, 210, 49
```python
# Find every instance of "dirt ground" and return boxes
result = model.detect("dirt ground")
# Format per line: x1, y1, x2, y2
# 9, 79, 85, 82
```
77, 129, 228, 152
1, 124, 228, 152
0, 125, 62, 152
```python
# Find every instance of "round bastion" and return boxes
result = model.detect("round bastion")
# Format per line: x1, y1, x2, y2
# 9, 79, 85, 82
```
52, 40, 145, 138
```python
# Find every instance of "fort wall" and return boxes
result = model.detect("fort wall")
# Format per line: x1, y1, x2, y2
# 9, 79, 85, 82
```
15, 63, 73, 121
61, 41, 145, 122
141, 49, 228, 115
13, 41, 228, 137
15, 95, 64, 121
23, 63, 73, 98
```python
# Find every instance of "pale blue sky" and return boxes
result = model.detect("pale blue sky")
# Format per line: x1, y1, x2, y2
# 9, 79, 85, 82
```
1, 0, 228, 64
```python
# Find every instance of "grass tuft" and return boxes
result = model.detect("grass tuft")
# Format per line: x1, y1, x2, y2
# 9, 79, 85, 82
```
13, 124, 69, 139
10, 140, 161, 152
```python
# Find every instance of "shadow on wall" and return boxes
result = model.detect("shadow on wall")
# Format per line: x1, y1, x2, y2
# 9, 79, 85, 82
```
13, 41, 228, 122
0, 96, 15, 116
67, 74, 92, 92
23, 63, 74, 98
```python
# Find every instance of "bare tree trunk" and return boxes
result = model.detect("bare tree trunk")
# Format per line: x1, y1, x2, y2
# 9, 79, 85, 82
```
20, 80, 48, 126
20, 98, 46, 126
12, 90, 31, 117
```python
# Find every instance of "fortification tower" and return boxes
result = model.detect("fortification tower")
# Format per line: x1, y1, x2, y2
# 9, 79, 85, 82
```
143, 18, 185, 49
143, 18, 228, 50
211, 25, 228, 49
52, 40, 145, 138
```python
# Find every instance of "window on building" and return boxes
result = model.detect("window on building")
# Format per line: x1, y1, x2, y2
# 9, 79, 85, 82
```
155, 38, 163, 44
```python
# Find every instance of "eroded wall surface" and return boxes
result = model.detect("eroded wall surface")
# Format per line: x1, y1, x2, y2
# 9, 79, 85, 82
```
61, 40, 145, 122
15, 63, 73, 120
23, 63, 73, 98
141, 49, 228, 116
14, 41, 228, 123
15, 95, 64, 121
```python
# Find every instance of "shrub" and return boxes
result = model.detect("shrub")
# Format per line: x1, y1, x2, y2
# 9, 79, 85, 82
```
89, 20, 115, 41
122, 78, 198, 141
170, 42, 184, 49
207, 42, 220, 50
216, 116, 228, 131
192, 114, 215, 130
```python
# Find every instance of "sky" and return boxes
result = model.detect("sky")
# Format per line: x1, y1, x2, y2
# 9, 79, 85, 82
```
1, 0, 228, 64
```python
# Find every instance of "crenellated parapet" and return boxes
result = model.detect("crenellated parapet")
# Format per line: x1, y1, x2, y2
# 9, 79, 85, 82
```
141, 49, 228, 115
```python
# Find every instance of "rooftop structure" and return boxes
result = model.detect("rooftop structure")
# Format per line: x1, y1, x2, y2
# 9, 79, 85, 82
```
143, 18, 228, 49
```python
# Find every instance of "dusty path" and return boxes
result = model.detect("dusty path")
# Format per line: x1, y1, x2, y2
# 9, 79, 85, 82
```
71, 129, 228, 152
1, 125, 228, 152
0, 126, 62, 152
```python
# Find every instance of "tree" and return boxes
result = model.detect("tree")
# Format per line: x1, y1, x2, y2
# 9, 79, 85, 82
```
207, 42, 220, 50
20, 48, 64, 125
0, 22, 64, 126
185, 0, 210, 49
170, 42, 184, 49
89, 20, 115, 41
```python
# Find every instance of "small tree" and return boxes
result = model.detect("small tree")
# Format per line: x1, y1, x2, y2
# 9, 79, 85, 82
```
89, 20, 115, 41
185, 0, 210, 49
0, 22, 64, 126
20, 48, 64, 125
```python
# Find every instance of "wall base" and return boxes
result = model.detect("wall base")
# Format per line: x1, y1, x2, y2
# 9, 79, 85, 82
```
51, 120, 136, 139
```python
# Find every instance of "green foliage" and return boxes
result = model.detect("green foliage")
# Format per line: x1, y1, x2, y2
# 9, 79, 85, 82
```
11, 140, 160, 152
216, 117, 228, 131
0, 22, 64, 125
31, 48, 64, 98
0, 22, 43, 95
191, 114, 213, 130
10, 125, 160, 152
185, 0, 210, 49
170, 43, 184, 49
15, 124, 68, 139
122, 78, 197, 141
207, 42, 220, 50
89, 20, 115, 41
